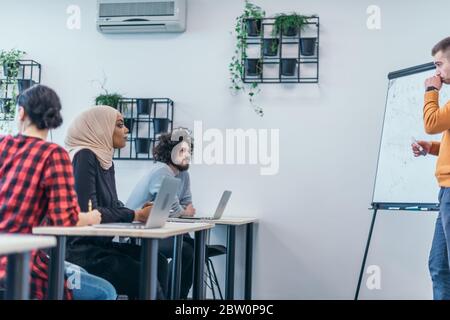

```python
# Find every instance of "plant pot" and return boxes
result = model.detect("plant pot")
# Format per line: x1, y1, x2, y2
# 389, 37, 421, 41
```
283, 26, 298, 37
263, 39, 279, 57
0, 99, 14, 115
245, 59, 262, 77
300, 37, 317, 56
135, 138, 152, 154
136, 98, 152, 115
245, 18, 262, 37
153, 118, 170, 135
0, 99, 5, 114
3, 62, 21, 78
281, 59, 297, 76
17, 79, 36, 93
124, 118, 133, 131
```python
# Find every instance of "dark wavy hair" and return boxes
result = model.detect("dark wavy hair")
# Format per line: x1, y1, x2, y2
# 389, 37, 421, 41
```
153, 132, 193, 164
17, 84, 63, 129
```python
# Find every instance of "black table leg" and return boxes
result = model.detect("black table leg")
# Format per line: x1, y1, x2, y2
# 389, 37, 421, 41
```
140, 238, 159, 300
193, 230, 206, 300
244, 223, 254, 300
6, 252, 30, 300
48, 236, 66, 300
170, 235, 183, 300
225, 225, 236, 300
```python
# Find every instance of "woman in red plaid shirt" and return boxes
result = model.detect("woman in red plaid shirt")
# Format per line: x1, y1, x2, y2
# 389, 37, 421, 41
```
0, 85, 116, 300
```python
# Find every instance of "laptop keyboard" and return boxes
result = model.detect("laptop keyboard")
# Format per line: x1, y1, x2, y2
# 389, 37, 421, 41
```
93, 222, 146, 229
168, 217, 214, 222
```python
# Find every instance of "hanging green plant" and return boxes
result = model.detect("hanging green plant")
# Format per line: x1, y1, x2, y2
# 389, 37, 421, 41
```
0, 49, 25, 78
0, 49, 26, 120
272, 13, 310, 37
229, 0, 265, 117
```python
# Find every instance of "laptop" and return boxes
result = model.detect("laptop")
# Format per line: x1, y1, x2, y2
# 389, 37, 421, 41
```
93, 176, 180, 229
169, 190, 232, 221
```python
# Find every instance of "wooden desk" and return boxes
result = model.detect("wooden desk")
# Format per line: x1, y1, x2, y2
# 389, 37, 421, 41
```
33, 222, 213, 300
170, 216, 258, 299
0, 234, 56, 300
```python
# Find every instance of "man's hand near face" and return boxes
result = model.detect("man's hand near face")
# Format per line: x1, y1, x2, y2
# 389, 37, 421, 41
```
425, 75, 443, 91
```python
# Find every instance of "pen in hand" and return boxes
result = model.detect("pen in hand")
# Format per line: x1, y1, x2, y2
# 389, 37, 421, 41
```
411, 137, 427, 156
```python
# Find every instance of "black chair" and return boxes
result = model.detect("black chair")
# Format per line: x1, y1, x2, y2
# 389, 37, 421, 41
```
205, 244, 226, 300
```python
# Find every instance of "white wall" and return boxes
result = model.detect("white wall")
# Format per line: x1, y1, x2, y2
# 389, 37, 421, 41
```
2, 0, 450, 299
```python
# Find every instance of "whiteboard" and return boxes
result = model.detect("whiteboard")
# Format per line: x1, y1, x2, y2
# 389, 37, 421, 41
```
372, 64, 450, 205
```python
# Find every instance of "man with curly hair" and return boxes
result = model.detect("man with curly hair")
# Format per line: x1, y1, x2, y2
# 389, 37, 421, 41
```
126, 130, 195, 299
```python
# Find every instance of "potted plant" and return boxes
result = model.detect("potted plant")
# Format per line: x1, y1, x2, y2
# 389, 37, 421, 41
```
133, 114, 161, 154
245, 7, 264, 37
153, 118, 169, 135
0, 84, 16, 118
0, 99, 15, 117
136, 98, 152, 115
242, 0, 264, 37
0, 79, 19, 119
245, 19, 261, 37
245, 58, 262, 76
229, 1, 265, 116
95, 93, 122, 109
0, 49, 26, 119
300, 37, 317, 56
272, 13, 309, 37
135, 137, 152, 154
93, 74, 126, 110
0, 49, 25, 78
17, 79, 36, 93
280, 58, 297, 76
263, 38, 279, 56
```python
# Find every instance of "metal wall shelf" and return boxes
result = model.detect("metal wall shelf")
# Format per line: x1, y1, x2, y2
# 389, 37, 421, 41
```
0, 59, 41, 121
112, 97, 174, 160
242, 16, 320, 84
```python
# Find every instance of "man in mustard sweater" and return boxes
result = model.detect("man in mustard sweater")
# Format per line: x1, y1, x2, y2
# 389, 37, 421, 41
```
412, 36, 450, 299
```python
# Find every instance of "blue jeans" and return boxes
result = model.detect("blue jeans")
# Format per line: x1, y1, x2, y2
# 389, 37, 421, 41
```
65, 262, 117, 300
429, 187, 450, 299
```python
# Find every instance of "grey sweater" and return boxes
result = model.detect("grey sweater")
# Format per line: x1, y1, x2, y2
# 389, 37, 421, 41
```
126, 162, 192, 217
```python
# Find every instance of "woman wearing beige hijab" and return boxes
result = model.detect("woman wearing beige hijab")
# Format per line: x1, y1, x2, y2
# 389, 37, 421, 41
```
64, 106, 168, 299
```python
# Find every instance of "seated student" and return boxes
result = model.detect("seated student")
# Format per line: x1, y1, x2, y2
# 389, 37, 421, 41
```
64, 105, 169, 299
126, 131, 195, 299
0, 85, 117, 300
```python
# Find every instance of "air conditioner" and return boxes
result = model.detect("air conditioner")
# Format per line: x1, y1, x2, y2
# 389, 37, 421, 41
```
97, 0, 187, 33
